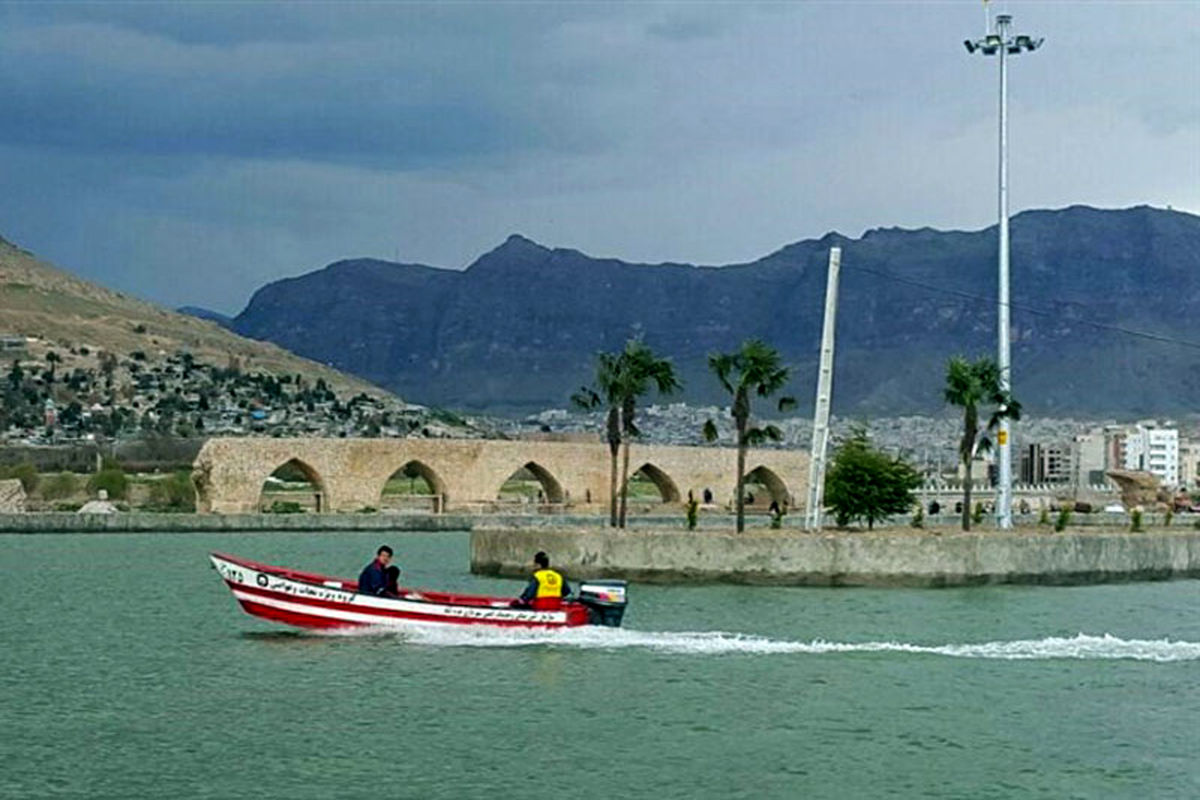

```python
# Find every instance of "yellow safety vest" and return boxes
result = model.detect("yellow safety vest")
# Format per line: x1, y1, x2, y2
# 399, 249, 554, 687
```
534, 568, 564, 598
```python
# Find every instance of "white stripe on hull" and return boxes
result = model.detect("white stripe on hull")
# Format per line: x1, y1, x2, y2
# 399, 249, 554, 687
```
213, 554, 568, 627
232, 589, 420, 626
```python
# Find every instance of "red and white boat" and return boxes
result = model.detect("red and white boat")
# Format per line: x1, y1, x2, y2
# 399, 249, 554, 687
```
210, 552, 628, 631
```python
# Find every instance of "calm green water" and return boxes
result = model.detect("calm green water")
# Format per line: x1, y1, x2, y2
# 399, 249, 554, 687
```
2, 532, 1199, 800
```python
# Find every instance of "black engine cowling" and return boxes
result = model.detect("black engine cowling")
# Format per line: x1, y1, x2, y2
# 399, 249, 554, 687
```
577, 580, 628, 627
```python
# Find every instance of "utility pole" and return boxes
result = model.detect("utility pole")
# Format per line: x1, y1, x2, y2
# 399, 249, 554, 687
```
965, 13, 1042, 529
805, 247, 841, 531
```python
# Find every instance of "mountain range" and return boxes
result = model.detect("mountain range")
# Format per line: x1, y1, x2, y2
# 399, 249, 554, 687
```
224, 205, 1200, 417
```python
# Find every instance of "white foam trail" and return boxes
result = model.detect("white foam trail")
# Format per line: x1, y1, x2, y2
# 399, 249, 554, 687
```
387, 626, 1200, 662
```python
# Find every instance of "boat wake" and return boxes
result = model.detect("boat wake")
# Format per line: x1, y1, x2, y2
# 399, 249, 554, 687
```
387, 627, 1200, 662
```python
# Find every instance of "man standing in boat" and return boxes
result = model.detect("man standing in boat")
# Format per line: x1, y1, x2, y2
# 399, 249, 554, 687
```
358, 545, 398, 597
512, 551, 570, 610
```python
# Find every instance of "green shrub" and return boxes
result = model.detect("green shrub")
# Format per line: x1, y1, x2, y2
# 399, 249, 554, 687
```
910, 503, 924, 529
1038, 506, 1050, 526
145, 471, 195, 512
267, 500, 304, 514
358, 506, 378, 514
87, 468, 128, 500
769, 505, 784, 530
1054, 507, 1071, 532
972, 502, 985, 525
685, 495, 699, 530
41, 472, 79, 500
53, 502, 82, 512
1130, 508, 1143, 533
1, 462, 40, 494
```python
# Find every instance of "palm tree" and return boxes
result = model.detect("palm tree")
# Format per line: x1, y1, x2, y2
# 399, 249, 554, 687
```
943, 356, 1021, 531
614, 340, 680, 527
703, 339, 795, 533
573, 340, 679, 528
571, 351, 623, 527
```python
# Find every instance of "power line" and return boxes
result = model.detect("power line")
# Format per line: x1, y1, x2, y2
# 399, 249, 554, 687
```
840, 262, 1200, 353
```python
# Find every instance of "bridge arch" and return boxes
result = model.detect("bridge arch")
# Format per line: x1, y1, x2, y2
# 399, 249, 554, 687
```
497, 461, 565, 504
745, 465, 790, 507
377, 459, 448, 511
258, 457, 328, 513
628, 462, 681, 503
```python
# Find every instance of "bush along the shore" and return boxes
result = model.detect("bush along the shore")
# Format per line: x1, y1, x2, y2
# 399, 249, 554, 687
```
1054, 507, 1071, 532
0, 462, 39, 494
824, 426, 920, 531
41, 472, 78, 500
1130, 508, 1144, 533
911, 503, 924, 529
1038, 506, 1050, 526
685, 494, 699, 530
769, 505, 784, 530
145, 470, 195, 512
87, 461, 128, 500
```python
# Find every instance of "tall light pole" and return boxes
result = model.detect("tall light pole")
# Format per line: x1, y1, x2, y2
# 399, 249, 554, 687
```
964, 13, 1042, 530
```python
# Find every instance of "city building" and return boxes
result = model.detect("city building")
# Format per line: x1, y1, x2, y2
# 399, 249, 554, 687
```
1019, 442, 1073, 484
1112, 423, 1179, 487
1071, 432, 1107, 487
1178, 438, 1200, 491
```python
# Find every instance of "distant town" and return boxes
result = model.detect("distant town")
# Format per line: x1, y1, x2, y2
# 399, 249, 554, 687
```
3, 332, 1199, 504
0, 333, 482, 445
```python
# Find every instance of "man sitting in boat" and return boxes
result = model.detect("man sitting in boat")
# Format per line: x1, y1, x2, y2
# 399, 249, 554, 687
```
358, 545, 399, 597
511, 551, 571, 610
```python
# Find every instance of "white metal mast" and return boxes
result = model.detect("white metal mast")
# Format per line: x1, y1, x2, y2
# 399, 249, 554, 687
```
805, 247, 841, 531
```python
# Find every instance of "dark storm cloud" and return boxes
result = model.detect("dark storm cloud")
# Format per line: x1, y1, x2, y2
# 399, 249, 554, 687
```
0, 2, 1195, 313
0, 4, 611, 168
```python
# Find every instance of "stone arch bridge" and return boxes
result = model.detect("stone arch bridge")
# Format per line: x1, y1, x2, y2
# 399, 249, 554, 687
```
193, 437, 809, 514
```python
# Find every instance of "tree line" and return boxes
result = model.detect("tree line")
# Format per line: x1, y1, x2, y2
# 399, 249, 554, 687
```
574, 339, 1017, 533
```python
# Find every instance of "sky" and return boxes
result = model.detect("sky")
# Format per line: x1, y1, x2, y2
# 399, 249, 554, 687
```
0, 1, 1196, 314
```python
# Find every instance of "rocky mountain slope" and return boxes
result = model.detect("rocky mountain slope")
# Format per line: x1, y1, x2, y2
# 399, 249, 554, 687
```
0, 235, 397, 400
229, 204, 1200, 416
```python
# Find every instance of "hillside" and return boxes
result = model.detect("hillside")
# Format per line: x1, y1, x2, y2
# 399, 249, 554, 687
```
230, 205, 1200, 416
0, 235, 397, 400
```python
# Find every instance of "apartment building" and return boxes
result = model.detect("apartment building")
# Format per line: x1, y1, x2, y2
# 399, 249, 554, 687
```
1019, 442, 1073, 484
1179, 438, 1200, 490
1112, 424, 1179, 487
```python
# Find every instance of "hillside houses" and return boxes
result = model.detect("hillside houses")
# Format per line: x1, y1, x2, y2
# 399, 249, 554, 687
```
2, 346, 468, 445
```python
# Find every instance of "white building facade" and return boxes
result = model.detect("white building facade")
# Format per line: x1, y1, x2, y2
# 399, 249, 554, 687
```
1120, 425, 1179, 487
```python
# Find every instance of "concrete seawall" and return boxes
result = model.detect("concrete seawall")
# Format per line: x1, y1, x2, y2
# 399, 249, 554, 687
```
470, 527, 1200, 587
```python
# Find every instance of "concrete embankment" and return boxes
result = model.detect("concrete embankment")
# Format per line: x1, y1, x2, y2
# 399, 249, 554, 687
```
470, 526, 1200, 587
0, 513, 472, 534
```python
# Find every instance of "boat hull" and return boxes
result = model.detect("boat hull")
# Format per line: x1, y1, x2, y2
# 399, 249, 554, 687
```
210, 552, 593, 630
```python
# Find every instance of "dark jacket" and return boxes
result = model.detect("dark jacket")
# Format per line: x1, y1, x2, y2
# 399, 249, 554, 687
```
358, 559, 390, 596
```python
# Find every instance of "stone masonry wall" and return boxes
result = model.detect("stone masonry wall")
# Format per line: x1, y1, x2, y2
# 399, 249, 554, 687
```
192, 437, 810, 515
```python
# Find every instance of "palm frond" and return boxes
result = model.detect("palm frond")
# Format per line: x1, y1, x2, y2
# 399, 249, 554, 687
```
570, 387, 601, 411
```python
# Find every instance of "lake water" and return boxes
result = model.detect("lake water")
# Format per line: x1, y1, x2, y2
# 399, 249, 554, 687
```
2, 531, 1199, 799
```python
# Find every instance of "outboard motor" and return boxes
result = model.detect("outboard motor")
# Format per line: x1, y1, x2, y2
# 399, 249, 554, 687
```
577, 580, 628, 627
